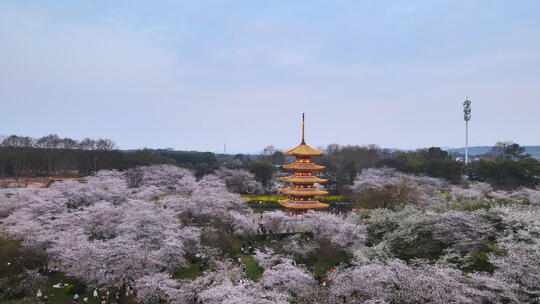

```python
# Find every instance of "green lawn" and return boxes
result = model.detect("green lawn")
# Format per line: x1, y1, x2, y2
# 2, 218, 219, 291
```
224, 238, 264, 281
174, 257, 206, 280
237, 254, 263, 280
295, 250, 351, 276
200, 230, 264, 280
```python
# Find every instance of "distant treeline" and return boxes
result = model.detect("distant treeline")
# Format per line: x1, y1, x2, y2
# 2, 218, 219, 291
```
253, 144, 539, 191
1, 134, 538, 190
0, 135, 218, 181
377, 146, 539, 189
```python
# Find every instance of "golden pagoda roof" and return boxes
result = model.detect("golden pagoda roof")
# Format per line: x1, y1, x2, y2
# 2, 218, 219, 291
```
280, 186, 328, 196
278, 199, 329, 209
280, 175, 328, 183
282, 162, 325, 170
284, 143, 324, 156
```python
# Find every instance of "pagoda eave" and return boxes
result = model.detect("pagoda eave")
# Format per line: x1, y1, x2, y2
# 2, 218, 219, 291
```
280, 176, 328, 183
284, 143, 324, 156
282, 163, 325, 170
279, 188, 328, 196
278, 200, 329, 209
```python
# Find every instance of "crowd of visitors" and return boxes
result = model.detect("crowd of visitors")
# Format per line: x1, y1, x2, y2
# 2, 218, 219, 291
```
34, 274, 134, 304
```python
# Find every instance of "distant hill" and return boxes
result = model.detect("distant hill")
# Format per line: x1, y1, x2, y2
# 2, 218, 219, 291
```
443, 146, 540, 158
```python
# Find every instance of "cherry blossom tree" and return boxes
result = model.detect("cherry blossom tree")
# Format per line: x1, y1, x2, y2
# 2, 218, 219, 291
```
330, 259, 483, 303
302, 211, 366, 248
135, 273, 182, 304
449, 182, 492, 201
511, 186, 540, 205
1, 165, 539, 303
212, 167, 263, 194
433, 210, 497, 252
253, 249, 321, 303
135, 165, 197, 195
351, 167, 448, 204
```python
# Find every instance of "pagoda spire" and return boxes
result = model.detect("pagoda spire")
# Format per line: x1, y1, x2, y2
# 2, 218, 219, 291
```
301, 113, 305, 145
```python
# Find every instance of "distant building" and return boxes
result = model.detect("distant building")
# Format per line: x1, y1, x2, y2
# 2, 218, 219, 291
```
455, 156, 480, 162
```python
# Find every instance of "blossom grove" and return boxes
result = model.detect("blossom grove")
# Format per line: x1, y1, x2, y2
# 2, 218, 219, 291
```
1, 166, 539, 303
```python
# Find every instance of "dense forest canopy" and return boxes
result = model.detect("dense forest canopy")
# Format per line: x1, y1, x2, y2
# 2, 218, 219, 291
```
1, 134, 539, 191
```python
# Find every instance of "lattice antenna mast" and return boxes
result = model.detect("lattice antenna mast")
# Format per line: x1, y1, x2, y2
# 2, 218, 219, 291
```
463, 98, 472, 164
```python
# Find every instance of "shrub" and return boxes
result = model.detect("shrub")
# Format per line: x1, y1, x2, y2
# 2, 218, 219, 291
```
69, 277, 88, 294
365, 220, 399, 247
386, 215, 445, 261
64, 284, 75, 294
0, 288, 16, 300
388, 226, 445, 261
353, 182, 422, 209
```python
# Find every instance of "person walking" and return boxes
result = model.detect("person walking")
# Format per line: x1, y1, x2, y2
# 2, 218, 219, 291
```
36, 289, 42, 301
242, 263, 246, 272
93, 288, 98, 299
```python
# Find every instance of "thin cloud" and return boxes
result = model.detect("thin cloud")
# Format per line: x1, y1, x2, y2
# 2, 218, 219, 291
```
1, 1, 539, 153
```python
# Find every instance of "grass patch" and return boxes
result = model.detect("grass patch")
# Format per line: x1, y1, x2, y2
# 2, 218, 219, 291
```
237, 255, 264, 280
200, 230, 264, 280
295, 250, 351, 276
174, 257, 206, 280
247, 201, 284, 211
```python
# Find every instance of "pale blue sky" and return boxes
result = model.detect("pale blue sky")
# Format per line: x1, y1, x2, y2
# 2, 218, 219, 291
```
1, 1, 539, 153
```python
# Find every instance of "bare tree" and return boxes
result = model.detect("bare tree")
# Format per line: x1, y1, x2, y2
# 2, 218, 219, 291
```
60, 137, 78, 150
79, 138, 97, 150
326, 143, 340, 155
96, 139, 116, 151
1, 135, 34, 182
262, 145, 278, 156
36, 134, 61, 176
36, 134, 61, 149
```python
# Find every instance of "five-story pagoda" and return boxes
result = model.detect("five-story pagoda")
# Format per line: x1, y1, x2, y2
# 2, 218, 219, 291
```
279, 114, 328, 214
